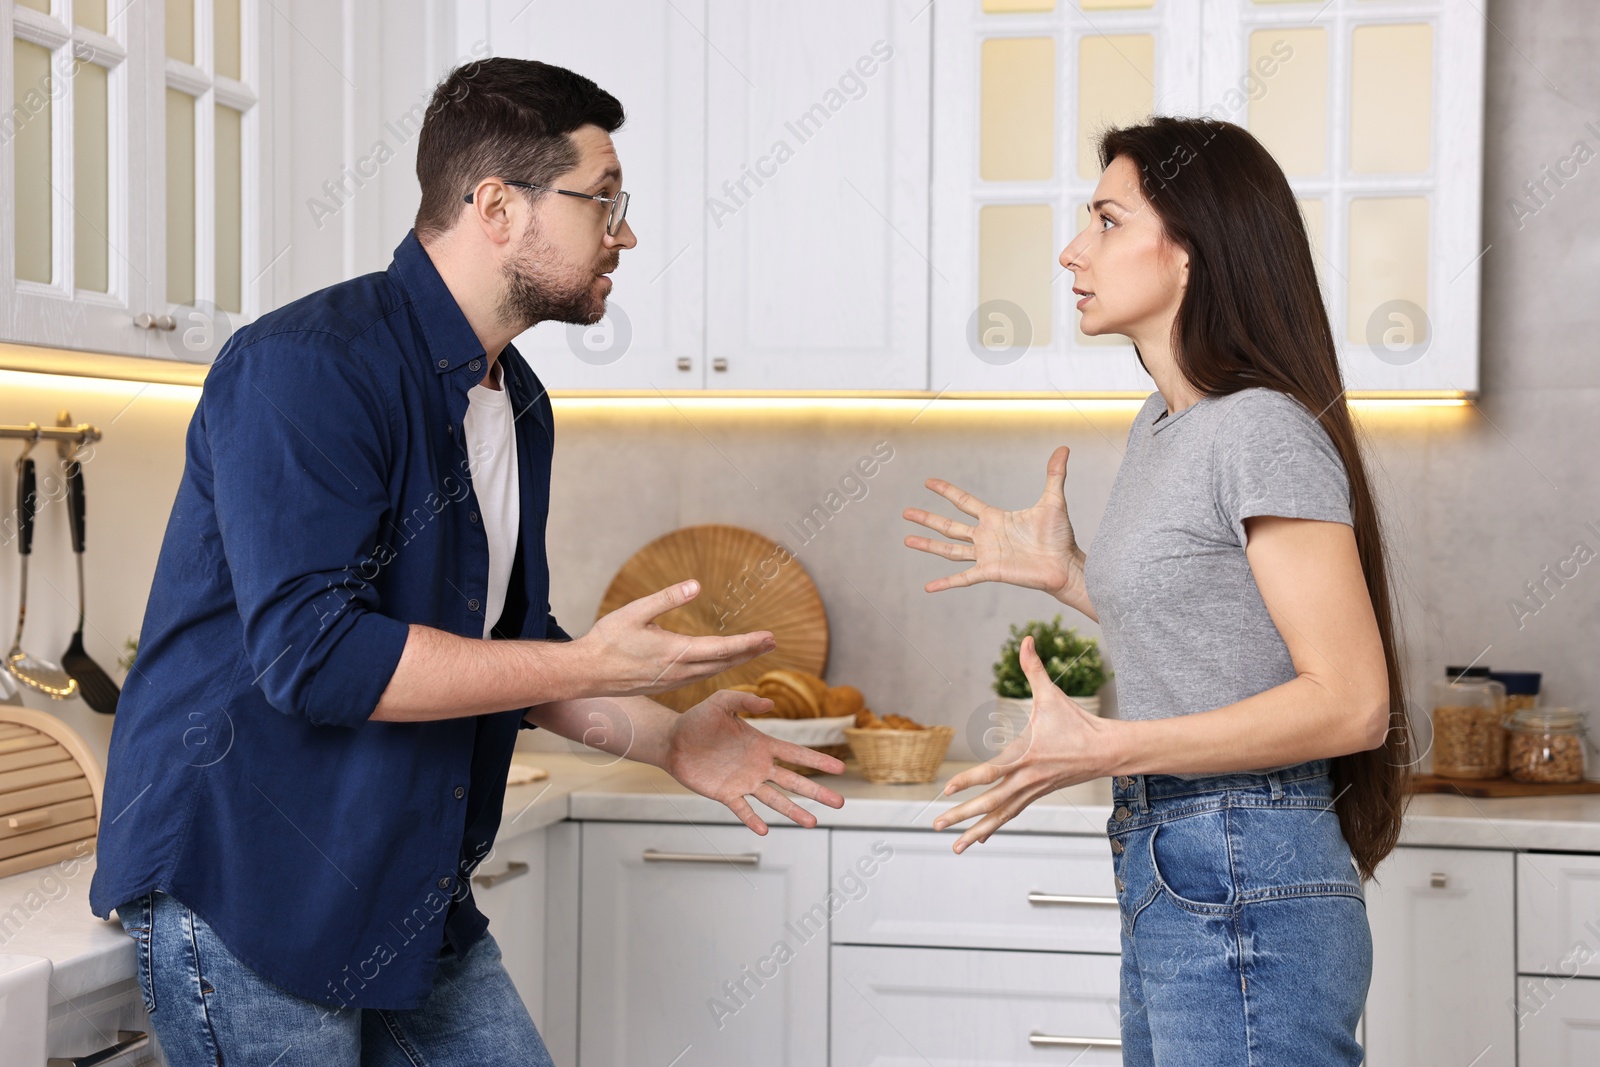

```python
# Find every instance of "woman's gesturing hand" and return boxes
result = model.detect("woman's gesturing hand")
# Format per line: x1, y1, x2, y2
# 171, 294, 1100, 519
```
932, 635, 1121, 853
903, 446, 1084, 602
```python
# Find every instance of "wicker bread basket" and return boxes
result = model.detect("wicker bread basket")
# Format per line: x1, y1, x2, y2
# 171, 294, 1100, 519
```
0, 706, 104, 878
843, 725, 954, 784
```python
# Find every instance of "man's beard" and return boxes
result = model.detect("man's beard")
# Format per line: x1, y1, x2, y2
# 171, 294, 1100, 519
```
496, 229, 617, 333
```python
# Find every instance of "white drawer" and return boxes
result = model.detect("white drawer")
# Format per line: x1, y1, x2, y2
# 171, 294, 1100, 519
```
1518, 853, 1600, 978
831, 944, 1122, 1066
831, 829, 1120, 954
48, 977, 162, 1065
1517, 974, 1600, 1066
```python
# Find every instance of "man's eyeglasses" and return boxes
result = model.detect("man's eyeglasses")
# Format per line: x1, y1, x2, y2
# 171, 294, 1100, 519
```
463, 180, 630, 237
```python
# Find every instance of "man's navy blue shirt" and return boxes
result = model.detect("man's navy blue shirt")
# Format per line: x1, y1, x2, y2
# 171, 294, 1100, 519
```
90, 232, 569, 1010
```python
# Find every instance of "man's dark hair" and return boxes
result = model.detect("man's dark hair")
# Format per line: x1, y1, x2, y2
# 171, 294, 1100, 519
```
413, 58, 624, 241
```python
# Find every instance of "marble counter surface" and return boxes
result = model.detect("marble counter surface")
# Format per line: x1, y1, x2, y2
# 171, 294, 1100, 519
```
6, 751, 1600, 1008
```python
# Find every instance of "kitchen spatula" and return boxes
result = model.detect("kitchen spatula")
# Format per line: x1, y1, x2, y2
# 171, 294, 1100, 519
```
60, 449, 120, 713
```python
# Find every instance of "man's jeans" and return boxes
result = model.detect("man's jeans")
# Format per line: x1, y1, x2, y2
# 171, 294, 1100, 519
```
117, 891, 555, 1066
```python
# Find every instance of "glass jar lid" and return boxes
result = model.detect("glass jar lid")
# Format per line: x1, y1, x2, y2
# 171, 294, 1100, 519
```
1507, 706, 1587, 732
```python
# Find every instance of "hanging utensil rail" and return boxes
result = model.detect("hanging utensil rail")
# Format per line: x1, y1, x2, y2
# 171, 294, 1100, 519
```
0, 422, 102, 446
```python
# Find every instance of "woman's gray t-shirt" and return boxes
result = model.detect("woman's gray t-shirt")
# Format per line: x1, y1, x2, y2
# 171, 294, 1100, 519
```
1083, 387, 1353, 725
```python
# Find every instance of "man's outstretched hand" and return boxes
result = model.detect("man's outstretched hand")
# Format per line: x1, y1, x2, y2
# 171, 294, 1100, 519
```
662, 689, 846, 834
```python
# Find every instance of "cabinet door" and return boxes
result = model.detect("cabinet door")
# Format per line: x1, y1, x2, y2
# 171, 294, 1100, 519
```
3, 0, 152, 356
1364, 846, 1515, 1067
832, 944, 1122, 1066
579, 821, 829, 1067
1518, 974, 1600, 1067
1518, 852, 1600, 979
470, 827, 549, 1022
704, 0, 930, 391
464, 0, 707, 391
154, 0, 275, 363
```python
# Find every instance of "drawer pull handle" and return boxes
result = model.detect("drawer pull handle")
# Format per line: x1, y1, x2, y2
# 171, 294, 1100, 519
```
1029, 1032, 1122, 1049
643, 849, 760, 866
1028, 892, 1120, 907
7, 809, 53, 830
48, 1029, 150, 1066
474, 861, 530, 889
1429, 872, 1448, 889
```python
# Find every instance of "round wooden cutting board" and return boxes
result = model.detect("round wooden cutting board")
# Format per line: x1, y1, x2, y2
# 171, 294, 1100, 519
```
596, 524, 829, 711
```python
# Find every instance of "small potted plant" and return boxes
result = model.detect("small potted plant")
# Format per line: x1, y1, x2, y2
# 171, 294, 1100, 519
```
993, 616, 1110, 716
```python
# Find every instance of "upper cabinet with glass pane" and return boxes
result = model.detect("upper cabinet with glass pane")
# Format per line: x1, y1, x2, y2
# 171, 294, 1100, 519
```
931, 0, 1486, 395
0, 0, 271, 363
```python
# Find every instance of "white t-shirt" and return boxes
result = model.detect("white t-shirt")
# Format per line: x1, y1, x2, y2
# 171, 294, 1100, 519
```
462, 363, 520, 639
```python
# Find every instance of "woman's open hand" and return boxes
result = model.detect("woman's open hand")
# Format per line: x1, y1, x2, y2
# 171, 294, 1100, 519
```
932, 635, 1120, 853
903, 446, 1084, 601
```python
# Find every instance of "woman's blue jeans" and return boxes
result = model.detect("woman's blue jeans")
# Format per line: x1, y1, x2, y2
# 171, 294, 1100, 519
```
116, 890, 554, 1067
1109, 759, 1372, 1066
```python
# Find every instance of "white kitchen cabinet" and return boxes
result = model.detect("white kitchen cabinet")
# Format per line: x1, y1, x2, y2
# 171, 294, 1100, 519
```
471, 826, 550, 1021
1518, 852, 1600, 980
702, 0, 930, 391
1517, 974, 1600, 1067
2, 0, 275, 364
830, 829, 1120, 954
578, 821, 830, 1067
832, 944, 1123, 1067
47, 976, 162, 1065
457, 0, 708, 391
1363, 846, 1516, 1067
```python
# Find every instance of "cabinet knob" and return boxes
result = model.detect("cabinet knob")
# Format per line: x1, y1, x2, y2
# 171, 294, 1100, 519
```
676, 357, 693, 372
155, 314, 177, 331
133, 312, 154, 329
712, 358, 729, 373
1429, 872, 1448, 889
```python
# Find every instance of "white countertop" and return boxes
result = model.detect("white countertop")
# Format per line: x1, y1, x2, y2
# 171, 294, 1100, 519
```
5, 750, 1600, 1006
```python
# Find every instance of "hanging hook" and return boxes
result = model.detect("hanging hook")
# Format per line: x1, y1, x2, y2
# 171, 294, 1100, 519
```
16, 423, 39, 467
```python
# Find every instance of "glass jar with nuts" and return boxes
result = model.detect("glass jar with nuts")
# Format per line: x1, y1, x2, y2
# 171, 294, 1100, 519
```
1430, 670, 1508, 779
1506, 707, 1588, 784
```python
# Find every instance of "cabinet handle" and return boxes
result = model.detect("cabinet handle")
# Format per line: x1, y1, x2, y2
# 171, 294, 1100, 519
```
473, 860, 530, 889
1028, 1032, 1122, 1049
676, 357, 693, 371
642, 849, 760, 866
712, 358, 728, 372
1028, 892, 1120, 907
48, 1030, 149, 1066
1429, 872, 1448, 889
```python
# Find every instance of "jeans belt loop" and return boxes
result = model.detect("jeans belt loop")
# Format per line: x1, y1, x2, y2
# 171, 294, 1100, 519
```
1135, 774, 1150, 814
1268, 768, 1285, 800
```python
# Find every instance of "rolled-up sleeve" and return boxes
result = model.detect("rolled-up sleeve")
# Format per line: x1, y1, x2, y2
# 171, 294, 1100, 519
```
206, 332, 410, 728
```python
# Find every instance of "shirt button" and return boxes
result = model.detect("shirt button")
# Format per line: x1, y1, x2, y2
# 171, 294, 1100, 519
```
469, 511, 479, 524
468, 598, 481, 612
437, 359, 449, 370
437, 877, 451, 890
453, 786, 465, 800
469, 359, 482, 372
1113, 806, 1132, 822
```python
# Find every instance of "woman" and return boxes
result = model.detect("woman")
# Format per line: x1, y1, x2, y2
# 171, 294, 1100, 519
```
905, 117, 1410, 1066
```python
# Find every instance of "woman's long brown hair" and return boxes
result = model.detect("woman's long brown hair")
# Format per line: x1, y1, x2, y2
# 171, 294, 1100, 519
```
1099, 117, 1410, 880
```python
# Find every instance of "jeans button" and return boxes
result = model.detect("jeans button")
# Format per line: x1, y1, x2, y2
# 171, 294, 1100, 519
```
1115, 875, 1126, 893
1110, 838, 1125, 855
1113, 806, 1131, 822
1115, 775, 1134, 788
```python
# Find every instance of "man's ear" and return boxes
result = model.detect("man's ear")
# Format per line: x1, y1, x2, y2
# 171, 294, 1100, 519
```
466, 180, 518, 247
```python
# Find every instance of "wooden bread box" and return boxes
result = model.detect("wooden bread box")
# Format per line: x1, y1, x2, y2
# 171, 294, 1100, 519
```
0, 707, 104, 879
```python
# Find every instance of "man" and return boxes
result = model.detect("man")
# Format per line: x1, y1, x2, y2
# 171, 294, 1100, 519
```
90, 58, 844, 1066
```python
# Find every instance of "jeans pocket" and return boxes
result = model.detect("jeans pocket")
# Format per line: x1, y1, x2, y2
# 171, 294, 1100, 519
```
1148, 810, 1236, 913
116, 894, 157, 1014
